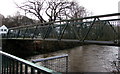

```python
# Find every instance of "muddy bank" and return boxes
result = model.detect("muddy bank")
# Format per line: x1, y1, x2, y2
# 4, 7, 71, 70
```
2, 39, 81, 58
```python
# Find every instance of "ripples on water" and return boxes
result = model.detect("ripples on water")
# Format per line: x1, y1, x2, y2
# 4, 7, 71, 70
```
27, 45, 119, 72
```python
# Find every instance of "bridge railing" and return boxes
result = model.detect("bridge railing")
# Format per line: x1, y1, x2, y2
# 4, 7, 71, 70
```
3, 13, 120, 45
32, 54, 68, 72
0, 51, 58, 74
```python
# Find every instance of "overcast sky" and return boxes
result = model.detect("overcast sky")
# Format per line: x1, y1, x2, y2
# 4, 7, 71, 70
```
78, 0, 120, 15
0, 0, 120, 17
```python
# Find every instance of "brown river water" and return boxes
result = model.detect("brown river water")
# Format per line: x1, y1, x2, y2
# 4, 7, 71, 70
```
27, 45, 119, 72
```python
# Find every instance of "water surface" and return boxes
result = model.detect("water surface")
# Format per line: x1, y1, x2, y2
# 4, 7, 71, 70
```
27, 45, 118, 72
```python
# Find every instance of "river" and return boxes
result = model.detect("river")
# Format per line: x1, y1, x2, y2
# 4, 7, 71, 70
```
26, 45, 119, 72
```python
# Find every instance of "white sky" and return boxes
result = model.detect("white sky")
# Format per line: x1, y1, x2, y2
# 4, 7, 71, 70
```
77, 0, 120, 15
0, 0, 24, 17
0, 0, 120, 17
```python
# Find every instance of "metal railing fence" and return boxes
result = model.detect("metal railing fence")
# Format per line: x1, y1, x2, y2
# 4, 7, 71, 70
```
0, 51, 59, 74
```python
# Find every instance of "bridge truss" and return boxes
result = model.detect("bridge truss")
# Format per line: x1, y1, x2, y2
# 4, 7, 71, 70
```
3, 13, 120, 46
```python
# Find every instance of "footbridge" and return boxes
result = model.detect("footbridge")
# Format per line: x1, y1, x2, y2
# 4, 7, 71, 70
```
3, 13, 120, 46
1, 13, 120, 74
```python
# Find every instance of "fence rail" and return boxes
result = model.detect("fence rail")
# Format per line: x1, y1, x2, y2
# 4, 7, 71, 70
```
0, 51, 58, 74
32, 54, 68, 72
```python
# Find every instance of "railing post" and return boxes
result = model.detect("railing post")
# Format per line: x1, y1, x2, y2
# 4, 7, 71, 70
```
25, 65, 28, 74
31, 67, 34, 74
66, 56, 68, 73
20, 63, 23, 74
12, 60, 15, 74
16, 61, 19, 74
6, 57, 9, 74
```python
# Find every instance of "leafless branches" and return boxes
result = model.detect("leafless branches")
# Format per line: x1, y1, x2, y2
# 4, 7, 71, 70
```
16, 0, 87, 24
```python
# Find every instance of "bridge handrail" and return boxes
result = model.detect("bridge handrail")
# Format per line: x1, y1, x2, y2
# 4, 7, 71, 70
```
32, 54, 68, 63
8, 13, 120, 30
0, 51, 57, 73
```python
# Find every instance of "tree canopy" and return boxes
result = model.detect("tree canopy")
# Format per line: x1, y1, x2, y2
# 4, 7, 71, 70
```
16, 0, 88, 24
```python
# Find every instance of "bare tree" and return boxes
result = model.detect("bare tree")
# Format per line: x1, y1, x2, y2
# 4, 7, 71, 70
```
16, 0, 46, 23
64, 1, 87, 19
45, 0, 87, 21
45, 0, 71, 21
16, 0, 88, 24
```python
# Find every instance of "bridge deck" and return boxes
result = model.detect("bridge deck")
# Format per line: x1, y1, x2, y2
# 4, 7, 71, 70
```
4, 38, 118, 46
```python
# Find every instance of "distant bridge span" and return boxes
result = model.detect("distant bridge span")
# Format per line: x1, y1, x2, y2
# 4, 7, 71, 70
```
2, 13, 120, 46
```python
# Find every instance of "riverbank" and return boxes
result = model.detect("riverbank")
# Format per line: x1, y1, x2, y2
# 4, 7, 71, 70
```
2, 39, 82, 58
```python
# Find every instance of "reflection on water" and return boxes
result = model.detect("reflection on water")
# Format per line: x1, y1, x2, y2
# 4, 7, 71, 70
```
27, 45, 118, 72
